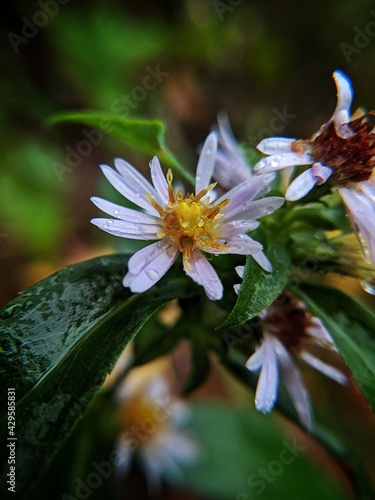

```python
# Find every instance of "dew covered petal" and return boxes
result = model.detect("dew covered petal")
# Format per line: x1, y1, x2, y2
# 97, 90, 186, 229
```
91, 197, 160, 224
90, 218, 160, 240
257, 137, 296, 155
254, 153, 313, 174
124, 241, 179, 292
183, 251, 223, 300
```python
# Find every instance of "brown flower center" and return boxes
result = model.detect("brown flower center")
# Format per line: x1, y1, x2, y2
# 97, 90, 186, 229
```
264, 293, 315, 353
292, 111, 375, 185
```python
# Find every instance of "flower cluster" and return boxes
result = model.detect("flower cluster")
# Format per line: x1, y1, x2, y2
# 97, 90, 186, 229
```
91, 69, 373, 431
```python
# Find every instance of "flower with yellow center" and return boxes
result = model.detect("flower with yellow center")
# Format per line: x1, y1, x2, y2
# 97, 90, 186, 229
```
116, 375, 197, 488
254, 70, 375, 264
91, 132, 284, 300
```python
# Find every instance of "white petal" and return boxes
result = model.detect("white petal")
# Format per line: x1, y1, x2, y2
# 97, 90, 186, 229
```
217, 111, 239, 152
252, 251, 272, 272
332, 70, 355, 138
207, 235, 262, 255
299, 351, 347, 385
246, 342, 267, 371
339, 186, 375, 264
311, 162, 333, 184
114, 158, 166, 207
195, 132, 218, 195
247, 335, 279, 413
235, 265, 245, 279
257, 137, 296, 155
91, 197, 159, 224
230, 196, 284, 222
219, 175, 276, 220
91, 218, 159, 240
278, 348, 312, 430
124, 243, 179, 293
285, 168, 319, 201
254, 153, 313, 174
100, 164, 159, 216
213, 152, 251, 189
127, 240, 172, 274
150, 156, 169, 204
184, 251, 223, 300
219, 219, 260, 237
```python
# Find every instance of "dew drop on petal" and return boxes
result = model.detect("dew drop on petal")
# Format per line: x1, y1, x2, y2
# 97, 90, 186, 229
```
145, 268, 160, 281
361, 279, 375, 295
114, 209, 119, 216
270, 159, 280, 168
108, 220, 114, 224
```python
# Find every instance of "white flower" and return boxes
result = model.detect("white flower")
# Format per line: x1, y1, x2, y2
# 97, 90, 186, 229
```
254, 70, 375, 264
91, 132, 284, 300
116, 376, 197, 490
212, 112, 252, 189
235, 273, 346, 430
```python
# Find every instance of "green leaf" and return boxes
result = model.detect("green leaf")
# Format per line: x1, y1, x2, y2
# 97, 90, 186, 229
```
286, 197, 350, 232
48, 112, 195, 185
178, 404, 349, 500
0, 254, 194, 498
295, 283, 375, 411
219, 243, 291, 329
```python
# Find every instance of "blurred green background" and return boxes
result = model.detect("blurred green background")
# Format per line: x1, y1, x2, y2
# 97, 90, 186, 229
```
1, 1, 375, 498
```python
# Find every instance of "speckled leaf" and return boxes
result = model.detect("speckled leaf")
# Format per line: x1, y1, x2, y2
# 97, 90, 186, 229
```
0, 254, 194, 498
49, 112, 194, 185
219, 243, 291, 329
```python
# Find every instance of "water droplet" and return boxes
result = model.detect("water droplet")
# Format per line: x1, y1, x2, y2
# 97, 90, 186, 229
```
361, 279, 375, 295
266, 206, 274, 215
108, 220, 114, 224
145, 268, 160, 281
119, 222, 125, 226
114, 209, 119, 216
206, 147, 213, 155
196, 174, 201, 182
270, 159, 280, 168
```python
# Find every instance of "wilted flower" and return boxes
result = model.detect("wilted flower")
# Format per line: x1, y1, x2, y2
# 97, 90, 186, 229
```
116, 375, 197, 489
91, 132, 283, 300
254, 70, 375, 264
235, 270, 346, 429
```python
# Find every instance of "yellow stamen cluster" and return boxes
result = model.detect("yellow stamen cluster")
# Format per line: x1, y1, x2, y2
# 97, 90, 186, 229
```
146, 169, 230, 268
